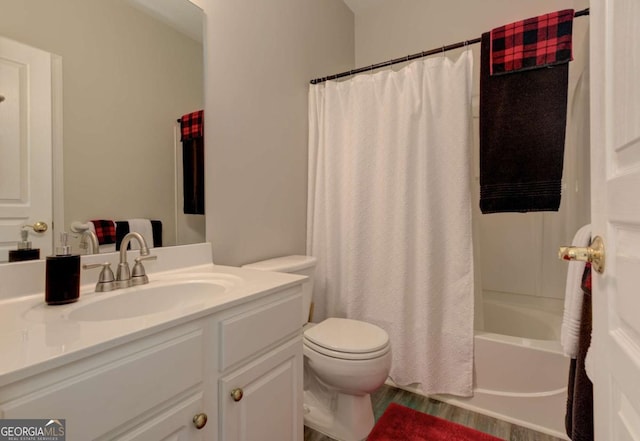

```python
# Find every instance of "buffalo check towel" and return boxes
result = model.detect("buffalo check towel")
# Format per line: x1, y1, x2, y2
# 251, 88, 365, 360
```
490, 9, 574, 75
179, 110, 205, 215
180, 110, 204, 141
89, 220, 116, 245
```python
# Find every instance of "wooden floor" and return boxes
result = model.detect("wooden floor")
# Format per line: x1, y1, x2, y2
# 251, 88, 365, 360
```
304, 384, 567, 441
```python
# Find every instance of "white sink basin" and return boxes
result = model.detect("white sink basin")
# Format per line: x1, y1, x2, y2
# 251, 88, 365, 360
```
23, 275, 240, 323
68, 280, 227, 321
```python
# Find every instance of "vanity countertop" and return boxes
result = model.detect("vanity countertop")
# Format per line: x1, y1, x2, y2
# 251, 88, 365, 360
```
0, 262, 304, 388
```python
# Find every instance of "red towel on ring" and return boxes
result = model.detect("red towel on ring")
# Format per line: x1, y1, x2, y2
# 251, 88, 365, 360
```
490, 9, 574, 75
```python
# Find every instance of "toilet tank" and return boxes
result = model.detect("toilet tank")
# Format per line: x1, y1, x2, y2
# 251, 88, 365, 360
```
242, 255, 317, 324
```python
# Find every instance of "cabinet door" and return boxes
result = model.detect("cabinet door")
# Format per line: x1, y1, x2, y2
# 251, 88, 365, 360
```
220, 337, 303, 441
0, 325, 204, 440
116, 393, 208, 441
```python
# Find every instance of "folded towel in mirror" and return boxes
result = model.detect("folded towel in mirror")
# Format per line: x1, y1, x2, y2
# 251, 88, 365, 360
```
89, 219, 116, 245
115, 219, 163, 250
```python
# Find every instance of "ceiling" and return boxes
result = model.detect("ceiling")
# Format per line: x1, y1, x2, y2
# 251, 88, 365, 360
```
127, 0, 203, 42
342, 0, 388, 14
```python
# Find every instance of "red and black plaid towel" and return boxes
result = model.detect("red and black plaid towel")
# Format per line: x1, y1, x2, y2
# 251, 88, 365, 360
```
581, 261, 592, 296
490, 9, 574, 75
90, 220, 116, 245
180, 110, 204, 141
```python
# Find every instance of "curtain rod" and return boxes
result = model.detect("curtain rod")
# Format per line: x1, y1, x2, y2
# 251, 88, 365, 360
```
310, 8, 590, 85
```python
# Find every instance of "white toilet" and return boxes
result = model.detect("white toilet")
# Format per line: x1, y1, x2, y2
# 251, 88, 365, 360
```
243, 255, 391, 441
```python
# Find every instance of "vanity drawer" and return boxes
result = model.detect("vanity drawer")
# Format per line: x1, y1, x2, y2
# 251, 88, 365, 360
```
0, 325, 204, 440
219, 288, 302, 370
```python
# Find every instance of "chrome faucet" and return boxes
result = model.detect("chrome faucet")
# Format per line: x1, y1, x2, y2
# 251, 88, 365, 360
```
79, 230, 99, 254
116, 232, 157, 288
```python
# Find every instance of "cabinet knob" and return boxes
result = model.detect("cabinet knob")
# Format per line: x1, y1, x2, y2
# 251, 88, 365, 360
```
230, 388, 244, 402
193, 413, 208, 430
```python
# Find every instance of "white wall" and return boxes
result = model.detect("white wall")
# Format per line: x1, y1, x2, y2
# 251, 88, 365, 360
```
201, 0, 354, 266
353, 0, 591, 304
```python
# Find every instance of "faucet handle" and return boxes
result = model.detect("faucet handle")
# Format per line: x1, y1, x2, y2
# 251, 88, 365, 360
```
83, 262, 116, 292
135, 254, 157, 263
131, 254, 157, 286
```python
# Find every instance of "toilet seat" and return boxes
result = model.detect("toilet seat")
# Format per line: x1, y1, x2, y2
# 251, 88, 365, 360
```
303, 318, 390, 360
304, 338, 391, 360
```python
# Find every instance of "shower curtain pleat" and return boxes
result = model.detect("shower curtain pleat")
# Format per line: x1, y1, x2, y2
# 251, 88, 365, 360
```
307, 51, 475, 396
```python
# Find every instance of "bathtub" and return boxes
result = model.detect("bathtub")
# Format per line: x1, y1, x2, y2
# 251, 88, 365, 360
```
442, 295, 569, 439
393, 294, 571, 439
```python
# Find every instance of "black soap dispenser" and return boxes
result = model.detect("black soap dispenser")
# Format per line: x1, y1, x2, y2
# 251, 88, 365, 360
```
8, 229, 40, 262
45, 232, 80, 305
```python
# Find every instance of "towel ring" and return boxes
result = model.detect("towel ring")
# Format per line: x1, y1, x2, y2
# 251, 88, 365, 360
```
558, 236, 606, 274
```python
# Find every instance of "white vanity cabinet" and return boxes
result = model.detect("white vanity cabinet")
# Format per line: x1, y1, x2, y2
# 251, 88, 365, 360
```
0, 283, 303, 441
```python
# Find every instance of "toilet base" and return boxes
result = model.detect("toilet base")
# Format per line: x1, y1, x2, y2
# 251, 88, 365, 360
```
303, 389, 375, 441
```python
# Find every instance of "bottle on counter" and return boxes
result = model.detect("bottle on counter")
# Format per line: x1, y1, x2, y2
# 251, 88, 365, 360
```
45, 232, 80, 305
8, 229, 40, 262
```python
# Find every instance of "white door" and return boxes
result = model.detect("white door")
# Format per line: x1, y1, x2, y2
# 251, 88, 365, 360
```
590, 1, 640, 439
0, 36, 54, 260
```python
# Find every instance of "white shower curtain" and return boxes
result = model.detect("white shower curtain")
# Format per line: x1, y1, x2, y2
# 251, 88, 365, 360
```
307, 51, 475, 396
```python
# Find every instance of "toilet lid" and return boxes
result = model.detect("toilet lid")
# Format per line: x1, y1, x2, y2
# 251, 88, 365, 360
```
303, 318, 389, 354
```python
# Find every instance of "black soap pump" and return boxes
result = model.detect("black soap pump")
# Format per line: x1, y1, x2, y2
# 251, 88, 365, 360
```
8, 228, 40, 262
45, 232, 81, 305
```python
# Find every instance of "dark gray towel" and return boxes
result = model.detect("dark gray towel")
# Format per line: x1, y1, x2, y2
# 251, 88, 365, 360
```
479, 32, 569, 213
182, 137, 205, 215
565, 263, 593, 441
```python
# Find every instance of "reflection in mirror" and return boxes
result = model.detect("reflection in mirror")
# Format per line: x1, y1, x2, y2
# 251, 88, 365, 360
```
0, 0, 204, 262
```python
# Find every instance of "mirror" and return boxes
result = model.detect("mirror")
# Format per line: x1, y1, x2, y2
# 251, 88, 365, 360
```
0, 0, 204, 262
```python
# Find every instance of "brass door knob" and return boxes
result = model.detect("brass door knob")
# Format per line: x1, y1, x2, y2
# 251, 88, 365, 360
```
23, 221, 48, 233
558, 235, 605, 274
193, 413, 208, 430
230, 388, 244, 402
